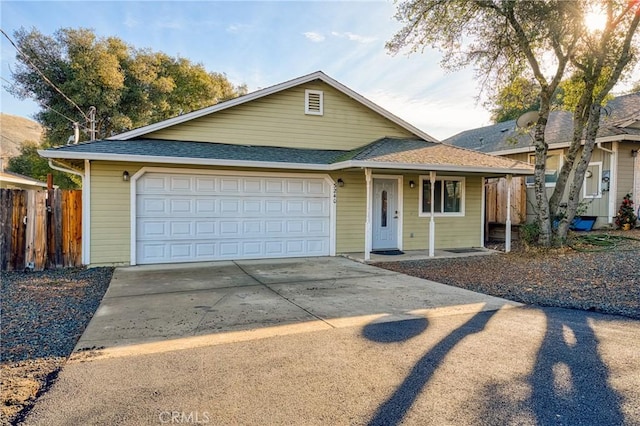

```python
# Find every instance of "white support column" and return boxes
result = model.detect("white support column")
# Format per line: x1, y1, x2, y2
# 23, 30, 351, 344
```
505, 174, 512, 253
364, 168, 372, 261
429, 171, 436, 257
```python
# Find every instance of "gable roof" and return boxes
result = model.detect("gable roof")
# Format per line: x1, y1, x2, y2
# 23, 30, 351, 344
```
444, 92, 640, 154
109, 71, 438, 143
40, 137, 533, 175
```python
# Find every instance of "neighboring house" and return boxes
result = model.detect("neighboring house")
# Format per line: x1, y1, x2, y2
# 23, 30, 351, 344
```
445, 92, 640, 229
39, 71, 532, 267
0, 170, 49, 190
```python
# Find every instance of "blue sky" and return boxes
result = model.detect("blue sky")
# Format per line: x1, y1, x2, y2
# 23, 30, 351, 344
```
3, 1, 495, 139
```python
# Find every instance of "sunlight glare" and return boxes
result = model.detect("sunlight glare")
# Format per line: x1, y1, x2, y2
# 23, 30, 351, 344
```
584, 10, 607, 32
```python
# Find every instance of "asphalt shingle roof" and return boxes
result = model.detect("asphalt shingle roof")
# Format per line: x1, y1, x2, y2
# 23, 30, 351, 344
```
47, 139, 347, 164
444, 92, 640, 153
352, 138, 532, 170
44, 137, 533, 173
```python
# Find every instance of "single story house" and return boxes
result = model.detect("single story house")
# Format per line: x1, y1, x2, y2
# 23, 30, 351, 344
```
445, 92, 640, 229
39, 71, 533, 267
0, 170, 49, 190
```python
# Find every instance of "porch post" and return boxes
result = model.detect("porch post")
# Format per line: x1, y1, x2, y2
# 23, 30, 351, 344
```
429, 171, 436, 257
505, 174, 512, 253
364, 168, 372, 261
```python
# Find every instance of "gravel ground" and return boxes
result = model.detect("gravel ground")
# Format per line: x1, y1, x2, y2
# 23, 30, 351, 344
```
1, 267, 113, 425
376, 230, 640, 320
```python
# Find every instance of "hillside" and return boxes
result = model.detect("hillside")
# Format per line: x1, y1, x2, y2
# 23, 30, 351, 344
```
0, 113, 43, 158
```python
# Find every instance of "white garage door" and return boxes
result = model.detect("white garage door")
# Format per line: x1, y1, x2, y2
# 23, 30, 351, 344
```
135, 172, 332, 264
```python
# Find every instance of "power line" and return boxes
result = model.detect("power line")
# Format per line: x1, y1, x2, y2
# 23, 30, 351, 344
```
1, 28, 89, 122
1, 76, 81, 125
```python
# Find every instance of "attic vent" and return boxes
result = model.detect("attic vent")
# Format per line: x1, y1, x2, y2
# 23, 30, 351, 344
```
305, 89, 323, 116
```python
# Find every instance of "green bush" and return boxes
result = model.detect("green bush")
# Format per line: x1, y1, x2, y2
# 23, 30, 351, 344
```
519, 222, 540, 245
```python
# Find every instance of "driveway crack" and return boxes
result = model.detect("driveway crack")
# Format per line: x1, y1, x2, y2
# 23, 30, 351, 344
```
232, 261, 335, 329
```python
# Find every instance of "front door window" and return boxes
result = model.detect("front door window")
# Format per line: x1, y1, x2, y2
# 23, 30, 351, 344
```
381, 190, 387, 227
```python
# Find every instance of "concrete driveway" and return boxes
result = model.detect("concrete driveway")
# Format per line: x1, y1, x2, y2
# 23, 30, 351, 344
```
74, 256, 515, 357
24, 257, 640, 425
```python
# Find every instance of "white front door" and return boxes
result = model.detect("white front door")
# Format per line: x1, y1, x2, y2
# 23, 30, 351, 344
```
372, 179, 398, 250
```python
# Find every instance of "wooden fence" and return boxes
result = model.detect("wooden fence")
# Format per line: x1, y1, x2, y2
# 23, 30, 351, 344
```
485, 177, 527, 225
0, 189, 82, 271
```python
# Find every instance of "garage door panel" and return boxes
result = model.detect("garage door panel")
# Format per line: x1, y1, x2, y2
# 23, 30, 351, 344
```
136, 172, 331, 264
195, 177, 217, 192
170, 176, 192, 192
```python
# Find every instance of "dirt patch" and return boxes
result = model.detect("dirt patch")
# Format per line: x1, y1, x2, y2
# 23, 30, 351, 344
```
0, 267, 113, 425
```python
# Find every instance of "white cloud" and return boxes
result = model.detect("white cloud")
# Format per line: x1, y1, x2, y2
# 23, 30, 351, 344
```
123, 14, 138, 28
227, 23, 251, 34
331, 31, 377, 44
304, 32, 325, 42
366, 89, 491, 140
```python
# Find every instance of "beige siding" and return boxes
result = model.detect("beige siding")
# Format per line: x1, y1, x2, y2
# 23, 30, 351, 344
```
90, 162, 134, 265
145, 82, 416, 150
89, 162, 485, 265
402, 174, 483, 249
506, 145, 613, 226
617, 142, 636, 200
333, 172, 366, 253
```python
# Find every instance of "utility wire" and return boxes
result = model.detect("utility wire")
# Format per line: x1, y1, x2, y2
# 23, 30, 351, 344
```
1, 74, 83, 127
1, 28, 89, 122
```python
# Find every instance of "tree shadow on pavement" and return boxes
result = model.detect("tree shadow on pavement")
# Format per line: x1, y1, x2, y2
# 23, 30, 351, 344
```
476, 307, 626, 425
364, 307, 498, 426
527, 308, 624, 425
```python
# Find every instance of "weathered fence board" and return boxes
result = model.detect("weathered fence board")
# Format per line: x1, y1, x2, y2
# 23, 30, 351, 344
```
485, 177, 526, 225
0, 189, 82, 271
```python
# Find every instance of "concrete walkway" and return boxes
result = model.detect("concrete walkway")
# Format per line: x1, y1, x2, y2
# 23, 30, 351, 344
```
74, 256, 516, 359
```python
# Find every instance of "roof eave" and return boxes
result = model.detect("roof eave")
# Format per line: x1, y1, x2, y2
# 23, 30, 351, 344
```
343, 160, 534, 175
39, 150, 533, 175
39, 150, 333, 171
487, 134, 640, 155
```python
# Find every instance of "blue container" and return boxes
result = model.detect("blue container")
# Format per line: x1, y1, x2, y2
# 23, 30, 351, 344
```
571, 216, 597, 231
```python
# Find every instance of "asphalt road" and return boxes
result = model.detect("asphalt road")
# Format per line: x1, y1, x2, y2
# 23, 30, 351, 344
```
24, 305, 640, 425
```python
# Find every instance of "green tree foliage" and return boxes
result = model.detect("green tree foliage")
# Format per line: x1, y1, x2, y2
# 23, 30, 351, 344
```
487, 77, 567, 123
7, 142, 80, 189
7, 27, 247, 145
388, 0, 640, 246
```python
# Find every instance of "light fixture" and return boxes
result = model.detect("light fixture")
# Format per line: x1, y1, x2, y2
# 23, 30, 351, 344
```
409, 180, 416, 188
336, 178, 344, 187
632, 149, 638, 158
123, 171, 130, 182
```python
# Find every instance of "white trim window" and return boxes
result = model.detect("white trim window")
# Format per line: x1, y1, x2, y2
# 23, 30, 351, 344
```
583, 161, 603, 199
526, 150, 563, 187
305, 89, 323, 115
419, 176, 465, 217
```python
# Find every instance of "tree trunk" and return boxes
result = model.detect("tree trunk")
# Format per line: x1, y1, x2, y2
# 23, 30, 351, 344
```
532, 102, 552, 246
556, 103, 603, 240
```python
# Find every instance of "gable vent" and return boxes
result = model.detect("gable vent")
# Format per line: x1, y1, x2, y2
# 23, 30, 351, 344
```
305, 89, 323, 116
